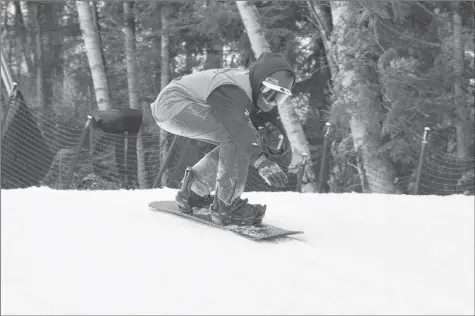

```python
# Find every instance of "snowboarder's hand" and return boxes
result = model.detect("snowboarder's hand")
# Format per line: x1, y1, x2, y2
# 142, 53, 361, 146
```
254, 155, 288, 188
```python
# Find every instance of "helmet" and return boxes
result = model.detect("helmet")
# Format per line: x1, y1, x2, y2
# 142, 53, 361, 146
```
258, 70, 294, 112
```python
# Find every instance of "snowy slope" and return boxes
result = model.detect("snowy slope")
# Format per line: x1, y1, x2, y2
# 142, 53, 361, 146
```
1, 187, 474, 315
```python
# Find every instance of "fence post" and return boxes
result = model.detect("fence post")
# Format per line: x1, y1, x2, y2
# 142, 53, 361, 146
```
66, 114, 93, 189
296, 154, 308, 193
124, 131, 129, 186
59, 151, 63, 190
318, 122, 332, 193
87, 86, 94, 156
413, 127, 431, 195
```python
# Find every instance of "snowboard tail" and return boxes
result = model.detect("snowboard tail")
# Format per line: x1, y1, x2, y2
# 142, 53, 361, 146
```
149, 201, 303, 241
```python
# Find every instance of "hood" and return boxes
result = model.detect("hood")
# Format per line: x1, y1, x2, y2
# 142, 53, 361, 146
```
249, 52, 296, 107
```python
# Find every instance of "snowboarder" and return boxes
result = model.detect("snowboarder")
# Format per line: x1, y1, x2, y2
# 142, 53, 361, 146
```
150, 52, 295, 225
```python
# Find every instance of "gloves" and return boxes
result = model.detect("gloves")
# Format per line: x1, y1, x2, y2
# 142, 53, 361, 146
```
253, 154, 288, 188
256, 124, 289, 157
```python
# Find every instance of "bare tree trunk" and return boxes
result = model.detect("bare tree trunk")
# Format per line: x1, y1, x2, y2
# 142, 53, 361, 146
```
123, 3, 139, 111
91, 1, 108, 78
160, 5, 170, 187
13, 2, 33, 74
330, 1, 396, 193
452, 2, 470, 158
236, 0, 317, 191
150, 3, 161, 95
23, 1, 36, 101
14, 19, 22, 80
42, 3, 64, 111
160, 7, 170, 103
76, 0, 111, 111
29, 2, 44, 111
123, 1, 148, 189
235, 1, 270, 58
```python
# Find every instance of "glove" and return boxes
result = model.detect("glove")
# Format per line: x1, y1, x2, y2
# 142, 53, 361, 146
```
267, 133, 290, 157
256, 124, 289, 157
253, 154, 288, 188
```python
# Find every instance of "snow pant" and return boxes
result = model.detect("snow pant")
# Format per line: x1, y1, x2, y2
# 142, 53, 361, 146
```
151, 87, 260, 205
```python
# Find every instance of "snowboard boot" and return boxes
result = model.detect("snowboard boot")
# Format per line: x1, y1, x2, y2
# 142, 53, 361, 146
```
210, 195, 266, 226
176, 167, 214, 213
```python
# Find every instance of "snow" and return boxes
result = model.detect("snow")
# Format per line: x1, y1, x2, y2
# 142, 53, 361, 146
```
1, 187, 474, 315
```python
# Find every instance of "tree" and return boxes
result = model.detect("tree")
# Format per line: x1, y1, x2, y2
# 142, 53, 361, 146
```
307, 0, 337, 79
123, 1, 148, 189
236, 1, 318, 192
150, 3, 162, 96
13, 2, 33, 75
76, 0, 112, 111
235, 1, 270, 57
159, 4, 171, 187
329, 1, 396, 193
452, 1, 471, 158
29, 2, 44, 111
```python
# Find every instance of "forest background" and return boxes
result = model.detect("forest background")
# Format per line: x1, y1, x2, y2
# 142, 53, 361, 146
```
0, 0, 474, 194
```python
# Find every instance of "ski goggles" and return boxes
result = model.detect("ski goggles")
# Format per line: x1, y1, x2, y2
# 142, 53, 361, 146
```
261, 78, 293, 106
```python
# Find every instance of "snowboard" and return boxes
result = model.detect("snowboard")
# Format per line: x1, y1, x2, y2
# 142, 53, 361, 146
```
149, 201, 303, 241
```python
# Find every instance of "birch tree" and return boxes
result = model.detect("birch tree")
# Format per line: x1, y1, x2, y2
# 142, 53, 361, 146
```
29, 2, 44, 111
236, 1, 318, 192
235, 1, 270, 57
123, 1, 148, 189
13, 2, 32, 75
76, 0, 111, 111
329, 1, 396, 193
